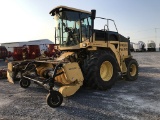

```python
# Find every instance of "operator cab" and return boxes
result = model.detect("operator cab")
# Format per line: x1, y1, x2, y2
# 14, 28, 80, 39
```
50, 6, 130, 52
50, 6, 93, 48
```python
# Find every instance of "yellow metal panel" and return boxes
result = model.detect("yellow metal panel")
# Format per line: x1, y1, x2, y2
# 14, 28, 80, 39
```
7, 70, 14, 84
7, 62, 14, 83
91, 41, 108, 47
119, 42, 128, 57
56, 52, 74, 61
63, 62, 84, 83
7, 62, 13, 71
59, 81, 83, 97
121, 61, 127, 73
59, 44, 80, 50
107, 41, 128, 73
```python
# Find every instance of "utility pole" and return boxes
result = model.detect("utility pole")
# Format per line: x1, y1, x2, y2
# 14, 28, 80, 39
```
155, 28, 160, 51
155, 28, 156, 41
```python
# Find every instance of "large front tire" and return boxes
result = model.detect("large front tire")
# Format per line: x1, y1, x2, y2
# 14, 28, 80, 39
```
82, 50, 118, 90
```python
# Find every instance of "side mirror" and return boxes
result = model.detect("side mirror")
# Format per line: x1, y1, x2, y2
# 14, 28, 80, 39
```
91, 10, 96, 19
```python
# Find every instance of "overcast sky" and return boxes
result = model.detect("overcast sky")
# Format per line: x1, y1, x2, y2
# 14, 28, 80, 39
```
0, 0, 160, 45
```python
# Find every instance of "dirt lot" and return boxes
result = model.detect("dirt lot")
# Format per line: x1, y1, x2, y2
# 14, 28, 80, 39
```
0, 52, 160, 120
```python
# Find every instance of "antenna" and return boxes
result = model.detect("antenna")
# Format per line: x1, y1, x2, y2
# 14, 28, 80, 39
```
155, 28, 160, 51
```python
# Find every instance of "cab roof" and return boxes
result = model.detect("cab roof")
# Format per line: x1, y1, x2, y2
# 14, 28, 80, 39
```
49, 5, 91, 16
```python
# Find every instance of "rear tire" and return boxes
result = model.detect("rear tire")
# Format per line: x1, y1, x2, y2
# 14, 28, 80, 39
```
125, 59, 138, 81
82, 50, 118, 90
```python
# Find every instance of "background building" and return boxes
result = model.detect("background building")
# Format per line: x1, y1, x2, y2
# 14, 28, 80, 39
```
0, 39, 54, 53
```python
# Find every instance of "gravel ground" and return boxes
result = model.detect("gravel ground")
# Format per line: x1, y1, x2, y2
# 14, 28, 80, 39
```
0, 52, 160, 120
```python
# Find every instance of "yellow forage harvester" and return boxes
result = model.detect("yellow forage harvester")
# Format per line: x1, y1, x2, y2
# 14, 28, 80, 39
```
7, 6, 138, 108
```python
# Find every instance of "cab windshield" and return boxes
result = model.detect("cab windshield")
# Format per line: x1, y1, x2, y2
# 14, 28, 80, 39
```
54, 11, 92, 47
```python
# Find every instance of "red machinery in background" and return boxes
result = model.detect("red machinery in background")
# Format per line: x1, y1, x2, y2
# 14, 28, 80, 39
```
6, 44, 61, 81
10, 44, 60, 60
0, 46, 11, 61
44, 44, 60, 58
12, 46, 24, 61
12, 45, 41, 61
27, 45, 41, 59
1, 44, 60, 79
0, 46, 11, 79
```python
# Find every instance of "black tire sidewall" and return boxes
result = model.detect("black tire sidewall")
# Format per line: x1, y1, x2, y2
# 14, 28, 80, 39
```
46, 91, 63, 108
126, 59, 138, 81
95, 53, 118, 89
19, 78, 31, 88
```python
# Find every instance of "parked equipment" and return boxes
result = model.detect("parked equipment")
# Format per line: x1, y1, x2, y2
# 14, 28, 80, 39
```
11, 46, 24, 61
130, 42, 134, 52
44, 44, 61, 58
11, 45, 41, 61
7, 6, 139, 108
147, 40, 156, 51
132, 41, 146, 52
0, 46, 10, 60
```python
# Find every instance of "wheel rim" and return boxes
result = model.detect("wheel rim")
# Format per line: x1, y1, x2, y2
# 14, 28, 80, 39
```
22, 80, 29, 87
100, 61, 113, 81
130, 64, 137, 76
50, 95, 61, 106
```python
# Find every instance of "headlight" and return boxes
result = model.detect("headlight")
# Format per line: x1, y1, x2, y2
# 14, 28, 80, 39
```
82, 43, 87, 47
